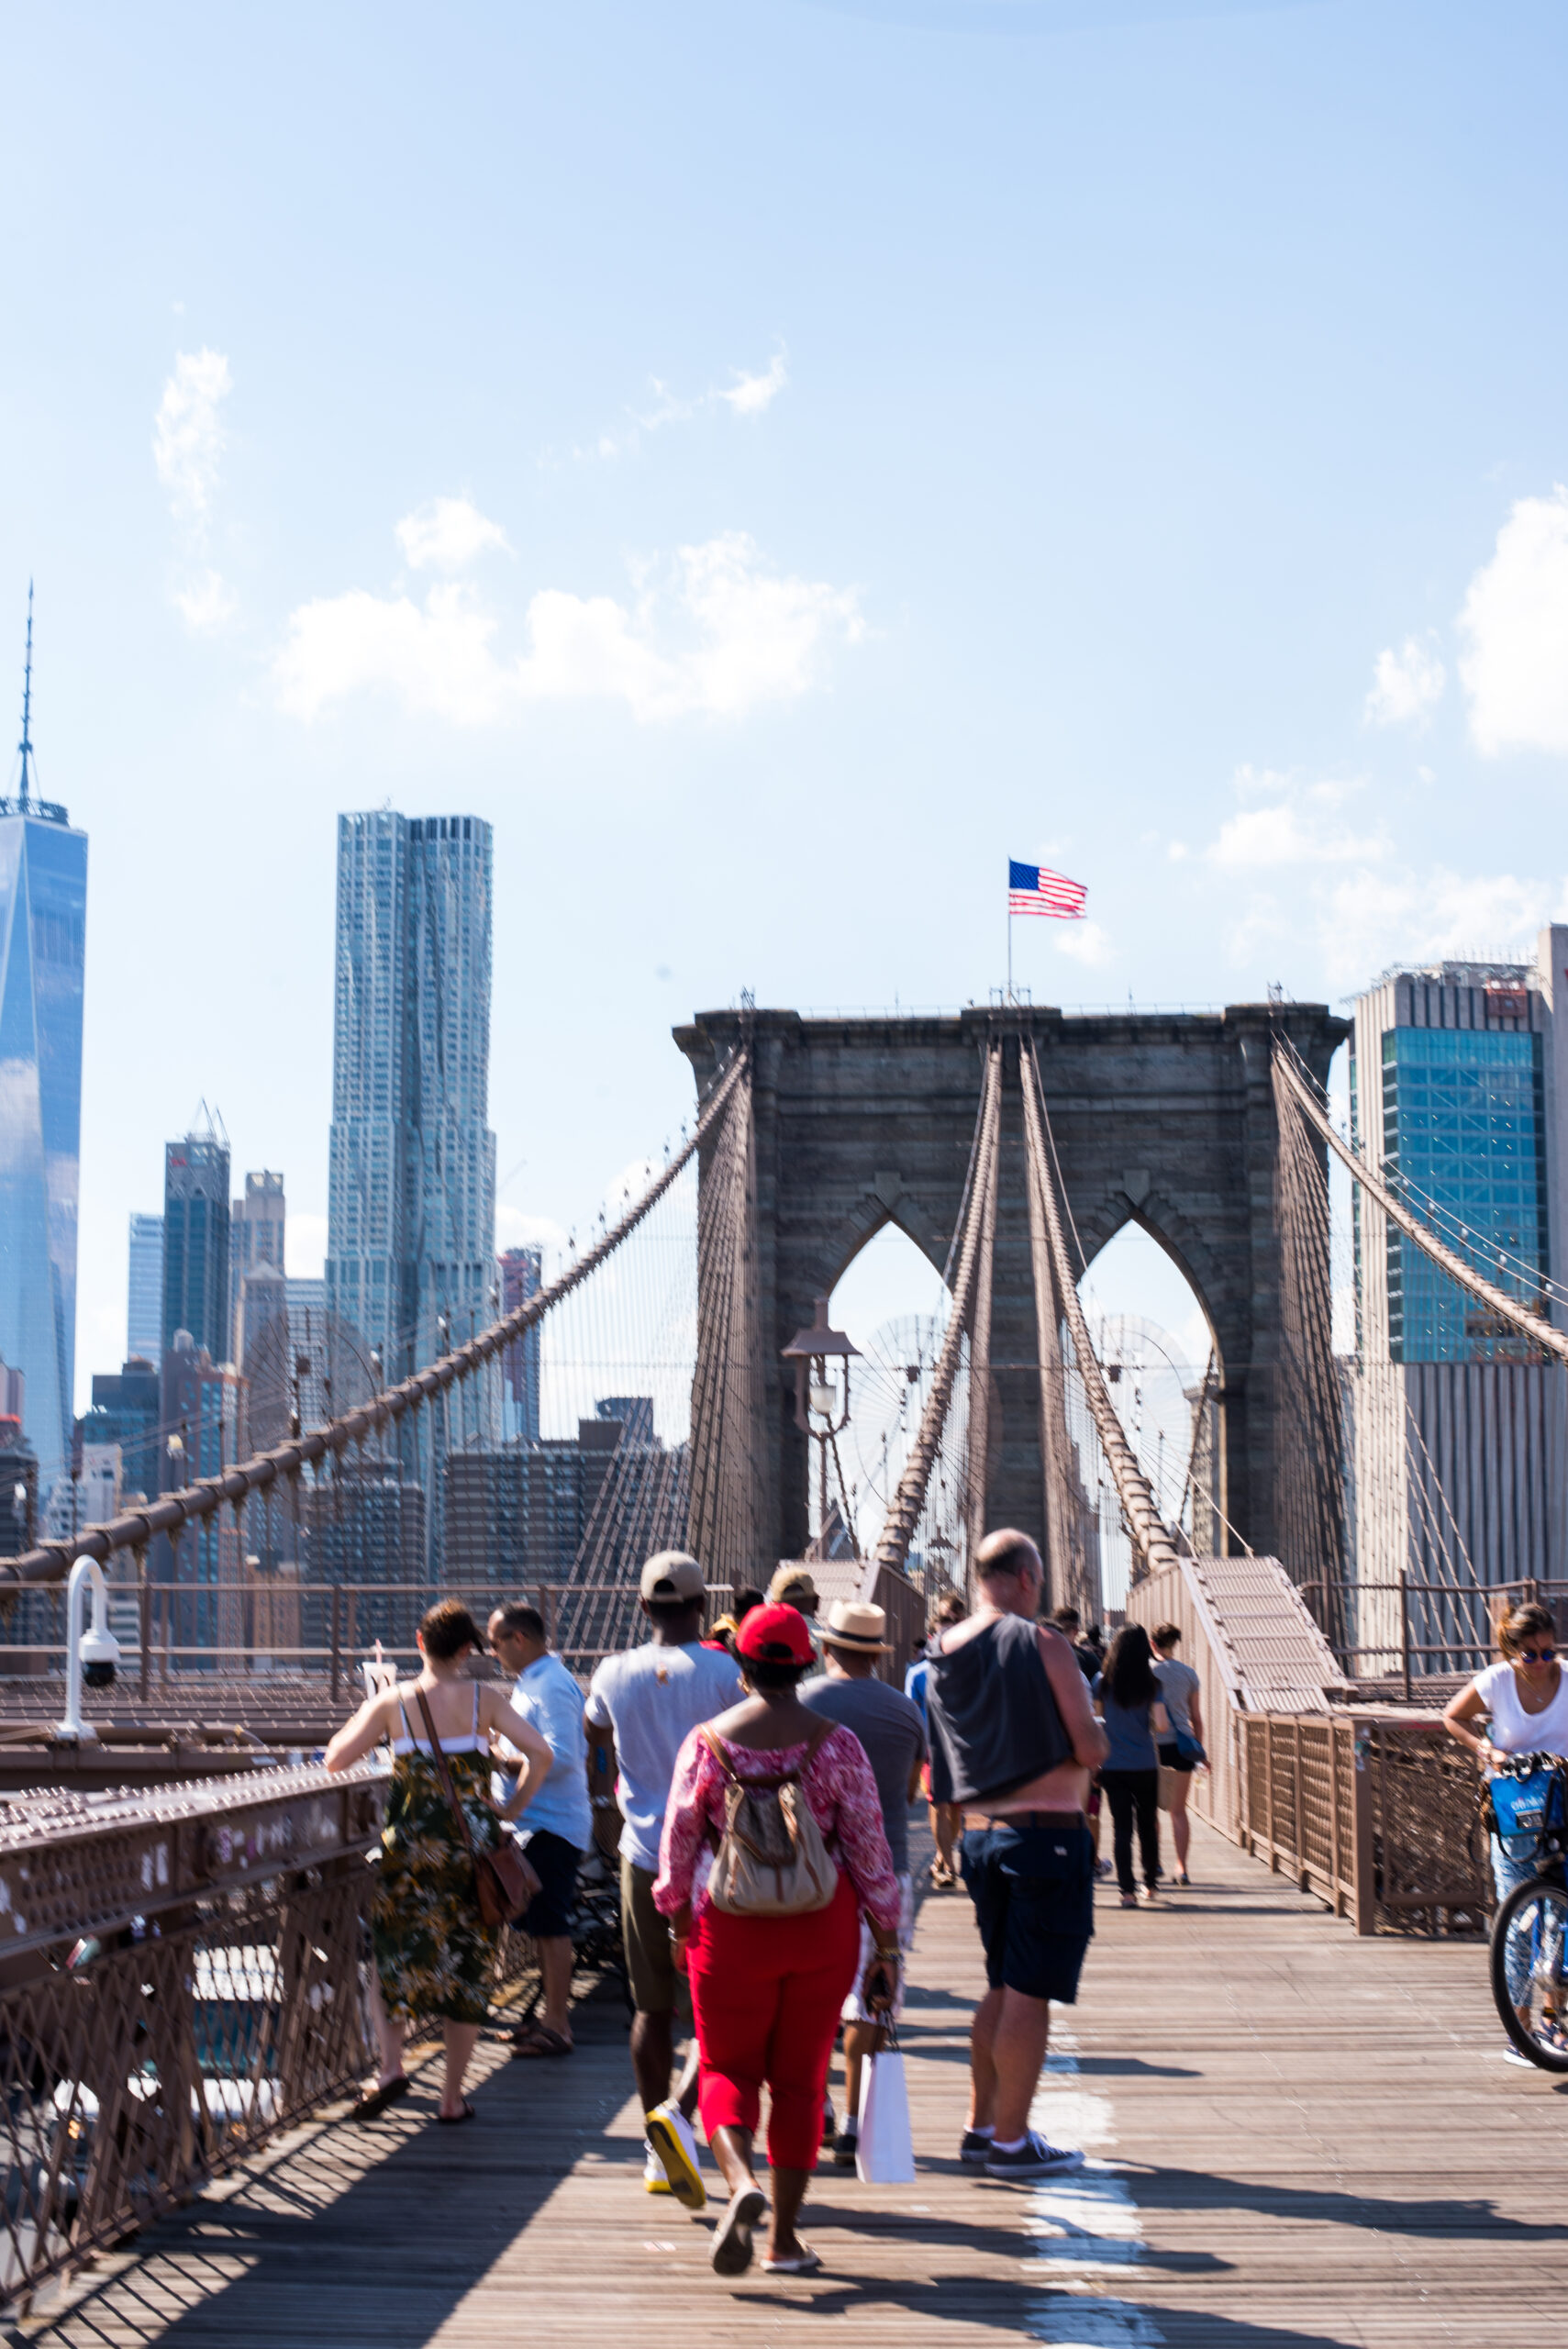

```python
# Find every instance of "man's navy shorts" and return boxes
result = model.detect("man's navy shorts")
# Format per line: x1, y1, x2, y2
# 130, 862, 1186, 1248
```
960, 1820, 1095, 2004
519, 1827, 584, 1940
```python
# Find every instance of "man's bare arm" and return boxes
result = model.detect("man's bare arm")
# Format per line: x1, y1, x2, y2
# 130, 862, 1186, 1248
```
1039, 1626, 1109, 1769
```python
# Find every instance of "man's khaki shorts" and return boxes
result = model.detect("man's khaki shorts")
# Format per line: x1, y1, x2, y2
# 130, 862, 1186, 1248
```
620, 1856, 693, 2021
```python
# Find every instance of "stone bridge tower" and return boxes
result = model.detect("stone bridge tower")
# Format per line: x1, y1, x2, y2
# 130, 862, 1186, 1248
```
676, 1003, 1347, 1579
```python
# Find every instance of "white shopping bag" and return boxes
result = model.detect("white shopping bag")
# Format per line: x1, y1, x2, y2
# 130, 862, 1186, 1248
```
855, 2033, 916, 2185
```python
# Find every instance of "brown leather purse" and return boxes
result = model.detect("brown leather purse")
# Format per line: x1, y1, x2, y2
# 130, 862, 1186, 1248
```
416, 1688, 541, 1931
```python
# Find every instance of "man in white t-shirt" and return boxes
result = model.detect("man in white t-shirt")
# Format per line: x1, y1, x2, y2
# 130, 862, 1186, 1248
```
585, 1550, 740, 2209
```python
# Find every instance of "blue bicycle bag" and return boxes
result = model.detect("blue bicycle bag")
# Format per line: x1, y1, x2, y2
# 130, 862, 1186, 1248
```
1491, 1765, 1566, 1860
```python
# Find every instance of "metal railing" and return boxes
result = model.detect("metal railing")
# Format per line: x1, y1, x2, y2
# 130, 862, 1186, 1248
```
0, 1757, 571, 2309
1239, 1711, 1489, 1936
0, 1582, 739, 1708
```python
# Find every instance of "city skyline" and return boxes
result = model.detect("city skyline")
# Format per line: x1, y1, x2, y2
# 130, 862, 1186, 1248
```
3, 3, 1564, 1438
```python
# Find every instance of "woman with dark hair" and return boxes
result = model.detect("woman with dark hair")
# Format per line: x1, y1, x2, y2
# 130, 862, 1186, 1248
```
1092, 1623, 1169, 1909
655, 1603, 903, 2278
1445, 1600, 1568, 2060
326, 1598, 552, 2122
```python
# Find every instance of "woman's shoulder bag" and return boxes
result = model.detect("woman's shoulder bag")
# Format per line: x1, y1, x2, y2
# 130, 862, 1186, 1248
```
416, 1688, 541, 1932
701, 1715, 840, 1918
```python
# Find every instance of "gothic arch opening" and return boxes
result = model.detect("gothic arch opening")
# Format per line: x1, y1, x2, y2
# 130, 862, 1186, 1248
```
1078, 1217, 1219, 1598
825, 1218, 960, 1567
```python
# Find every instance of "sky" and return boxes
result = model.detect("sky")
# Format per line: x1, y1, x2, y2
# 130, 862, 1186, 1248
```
3, 0, 1566, 1409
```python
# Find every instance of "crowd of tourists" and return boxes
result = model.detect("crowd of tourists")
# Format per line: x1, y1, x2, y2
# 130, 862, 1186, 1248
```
323, 1532, 1216, 2277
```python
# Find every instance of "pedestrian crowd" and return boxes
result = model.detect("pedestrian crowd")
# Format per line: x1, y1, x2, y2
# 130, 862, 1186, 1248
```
323, 1529, 1210, 2278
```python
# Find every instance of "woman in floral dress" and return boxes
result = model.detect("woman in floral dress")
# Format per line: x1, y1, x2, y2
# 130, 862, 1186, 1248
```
326, 1599, 551, 2122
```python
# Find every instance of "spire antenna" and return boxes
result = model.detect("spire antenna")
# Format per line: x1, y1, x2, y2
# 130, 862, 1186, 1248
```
17, 581, 34, 812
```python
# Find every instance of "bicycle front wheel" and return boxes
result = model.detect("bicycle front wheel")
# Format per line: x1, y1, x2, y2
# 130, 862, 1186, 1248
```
1491, 1874, 1568, 2072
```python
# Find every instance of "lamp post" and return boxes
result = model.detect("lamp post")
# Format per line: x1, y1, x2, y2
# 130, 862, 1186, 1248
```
783, 1297, 861, 1554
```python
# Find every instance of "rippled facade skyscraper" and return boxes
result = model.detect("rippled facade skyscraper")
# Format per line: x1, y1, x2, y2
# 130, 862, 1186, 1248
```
0, 610, 87, 1495
326, 810, 496, 1568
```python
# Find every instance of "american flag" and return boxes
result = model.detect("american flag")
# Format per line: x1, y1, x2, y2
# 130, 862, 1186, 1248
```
1008, 860, 1087, 918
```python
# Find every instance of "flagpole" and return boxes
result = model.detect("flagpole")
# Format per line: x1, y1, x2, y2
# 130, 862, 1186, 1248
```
1006, 905, 1013, 1004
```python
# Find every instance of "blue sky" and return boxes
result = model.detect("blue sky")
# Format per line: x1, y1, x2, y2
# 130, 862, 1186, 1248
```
3, 0, 1565, 1403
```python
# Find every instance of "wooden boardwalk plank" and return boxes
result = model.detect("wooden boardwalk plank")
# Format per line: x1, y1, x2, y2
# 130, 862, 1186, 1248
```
18, 1818, 1568, 2347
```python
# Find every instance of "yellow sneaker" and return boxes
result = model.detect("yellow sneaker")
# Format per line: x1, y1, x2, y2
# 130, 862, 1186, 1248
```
645, 2101, 706, 2210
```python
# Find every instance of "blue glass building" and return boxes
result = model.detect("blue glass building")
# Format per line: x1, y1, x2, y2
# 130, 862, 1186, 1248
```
1379, 1026, 1547, 1361
1350, 947, 1567, 1597
0, 645, 87, 1496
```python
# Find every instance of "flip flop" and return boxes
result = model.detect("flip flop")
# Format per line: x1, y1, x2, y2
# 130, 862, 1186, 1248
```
436, 2100, 477, 2125
511, 2023, 574, 2059
352, 2076, 411, 2121
762, 2243, 822, 2275
710, 2184, 767, 2277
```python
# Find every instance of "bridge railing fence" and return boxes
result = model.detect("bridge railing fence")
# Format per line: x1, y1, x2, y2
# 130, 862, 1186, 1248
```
0, 1582, 738, 1711
1239, 1712, 1489, 1937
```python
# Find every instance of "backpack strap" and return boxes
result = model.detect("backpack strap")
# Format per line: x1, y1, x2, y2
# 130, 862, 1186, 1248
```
701, 1713, 836, 1790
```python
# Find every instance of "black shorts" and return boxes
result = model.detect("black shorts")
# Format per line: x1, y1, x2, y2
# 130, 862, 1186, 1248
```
1157, 1744, 1196, 1775
519, 1827, 584, 1939
960, 1820, 1094, 2004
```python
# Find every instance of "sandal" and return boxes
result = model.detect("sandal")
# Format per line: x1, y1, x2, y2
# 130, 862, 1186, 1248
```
763, 2243, 822, 2275
436, 2099, 477, 2125
511, 2022, 574, 2059
352, 2076, 410, 2121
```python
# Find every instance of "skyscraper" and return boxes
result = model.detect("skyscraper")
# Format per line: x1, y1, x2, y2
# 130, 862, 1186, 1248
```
326, 812, 496, 1375
326, 810, 496, 1574
127, 1212, 164, 1363
229, 1170, 285, 1357
0, 592, 87, 1492
499, 1243, 542, 1442
1351, 929, 1568, 1624
162, 1118, 231, 1363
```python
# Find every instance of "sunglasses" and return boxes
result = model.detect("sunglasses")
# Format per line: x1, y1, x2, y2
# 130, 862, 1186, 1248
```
1519, 1646, 1557, 1663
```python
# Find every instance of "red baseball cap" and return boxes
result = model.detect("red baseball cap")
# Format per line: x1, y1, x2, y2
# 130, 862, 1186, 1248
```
735, 1601, 815, 1667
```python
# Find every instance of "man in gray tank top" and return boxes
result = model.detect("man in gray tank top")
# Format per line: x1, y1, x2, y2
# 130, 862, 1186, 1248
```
927, 1531, 1108, 2179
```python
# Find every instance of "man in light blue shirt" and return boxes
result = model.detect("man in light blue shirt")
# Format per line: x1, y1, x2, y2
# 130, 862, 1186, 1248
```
488, 1602, 594, 2057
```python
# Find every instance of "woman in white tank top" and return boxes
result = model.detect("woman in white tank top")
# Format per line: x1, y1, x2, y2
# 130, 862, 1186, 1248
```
1445, 1600, 1568, 2054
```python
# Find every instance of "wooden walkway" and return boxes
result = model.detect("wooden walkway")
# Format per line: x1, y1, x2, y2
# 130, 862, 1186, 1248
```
18, 1819, 1568, 2349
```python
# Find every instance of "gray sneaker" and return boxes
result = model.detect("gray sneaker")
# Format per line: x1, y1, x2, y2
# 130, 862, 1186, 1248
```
984, 2130, 1084, 2179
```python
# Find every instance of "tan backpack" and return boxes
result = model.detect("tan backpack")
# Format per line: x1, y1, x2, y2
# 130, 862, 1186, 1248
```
701, 1717, 840, 1917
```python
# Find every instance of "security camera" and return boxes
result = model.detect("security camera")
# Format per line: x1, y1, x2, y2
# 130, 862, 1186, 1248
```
80, 1625, 119, 1691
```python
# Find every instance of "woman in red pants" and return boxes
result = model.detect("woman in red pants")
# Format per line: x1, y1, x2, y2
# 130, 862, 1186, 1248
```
655, 1602, 903, 2277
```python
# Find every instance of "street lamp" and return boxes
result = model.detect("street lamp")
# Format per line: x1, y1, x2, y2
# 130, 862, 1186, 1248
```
783, 1297, 861, 1553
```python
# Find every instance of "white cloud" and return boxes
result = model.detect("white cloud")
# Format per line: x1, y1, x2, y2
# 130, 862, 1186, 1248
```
568, 348, 790, 462
497, 1203, 568, 1252
1052, 918, 1112, 967
173, 569, 237, 635
1207, 788, 1385, 870
395, 496, 511, 573
1365, 633, 1445, 728
155, 347, 236, 634
153, 349, 232, 530
1459, 485, 1568, 756
718, 351, 788, 417
1319, 866, 1568, 989
274, 528, 864, 726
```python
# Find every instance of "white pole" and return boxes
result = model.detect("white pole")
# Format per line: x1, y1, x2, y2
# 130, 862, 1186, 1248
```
56, 1555, 110, 1742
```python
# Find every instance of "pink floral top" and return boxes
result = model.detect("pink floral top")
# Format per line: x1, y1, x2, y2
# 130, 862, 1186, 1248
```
654, 1722, 903, 1932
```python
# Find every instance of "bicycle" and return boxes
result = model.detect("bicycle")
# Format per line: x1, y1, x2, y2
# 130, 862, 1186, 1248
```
1487, 1753, 1568, 2072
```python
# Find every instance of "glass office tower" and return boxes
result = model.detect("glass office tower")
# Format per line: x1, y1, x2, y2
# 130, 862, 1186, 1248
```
1350, 940, 1568, 1613
0, 770, 87, 1497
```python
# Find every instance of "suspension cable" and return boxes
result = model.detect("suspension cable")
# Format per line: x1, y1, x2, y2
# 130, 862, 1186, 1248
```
1273, 1039, 1568, 1369
872, 1040, 1002, 1578
1021, 1037, 1182, 1582
1, 1049, 751, 1587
